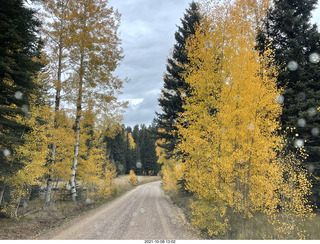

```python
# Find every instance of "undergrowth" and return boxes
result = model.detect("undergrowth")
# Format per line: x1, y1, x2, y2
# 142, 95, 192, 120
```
164, 188, 320, 240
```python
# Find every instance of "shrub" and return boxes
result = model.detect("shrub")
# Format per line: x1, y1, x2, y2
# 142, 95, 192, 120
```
128, 170, 137, 186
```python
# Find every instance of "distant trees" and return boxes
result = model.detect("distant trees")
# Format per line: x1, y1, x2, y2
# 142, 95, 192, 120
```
106, 123, 160, 176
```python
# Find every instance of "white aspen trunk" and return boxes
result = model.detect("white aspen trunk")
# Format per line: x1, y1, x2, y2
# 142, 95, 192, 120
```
70, 128, 80, 201
0, 176, 7, 205
14, 194, 21, 217
70, 50, 84, 201
45, 22, 64, 204
45, 174, 53, 204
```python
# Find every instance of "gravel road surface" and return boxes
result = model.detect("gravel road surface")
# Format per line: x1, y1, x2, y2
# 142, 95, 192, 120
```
46, 181, 200, 240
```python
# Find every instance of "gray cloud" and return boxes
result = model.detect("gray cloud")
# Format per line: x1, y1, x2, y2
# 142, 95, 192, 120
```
109, 0, 320, 128
123, 89, 160, 127
109, 0, 191, 127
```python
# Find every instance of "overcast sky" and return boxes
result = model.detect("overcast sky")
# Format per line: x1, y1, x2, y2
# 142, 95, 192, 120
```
108, 0, 320, 128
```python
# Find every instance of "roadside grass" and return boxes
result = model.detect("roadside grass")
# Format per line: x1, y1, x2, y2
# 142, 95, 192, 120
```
222, 211, 320, 240
0, 175, 160, 240
113, 174, 160, 195
164, 188, 320, 240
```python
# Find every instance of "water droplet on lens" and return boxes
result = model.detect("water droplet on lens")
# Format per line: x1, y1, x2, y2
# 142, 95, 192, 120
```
311, 128, 319, 136
247, 123, 255, 131
86, 198, 91, 204
294, 139, 304, 148
3, 149, 11, 157
14, 91, 23, 100
297, 118, 306, 127
288, 61, 298, 71
136, 162, 142, 168
118, 164, 124, 171
308, 107, 317, 117
21, 105, 30, 117
308, 164, 315, 173
309, 52, 320, 64
276, 94, 284, 104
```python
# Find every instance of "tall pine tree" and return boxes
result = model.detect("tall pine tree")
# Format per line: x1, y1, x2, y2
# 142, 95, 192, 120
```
0, 0, 42, 198
140, 124, 159, 175
156, 1, 201, 155
257, 0, 320, 208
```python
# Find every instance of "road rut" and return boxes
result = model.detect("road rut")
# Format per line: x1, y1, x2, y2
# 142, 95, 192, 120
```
46, 181, 199, 240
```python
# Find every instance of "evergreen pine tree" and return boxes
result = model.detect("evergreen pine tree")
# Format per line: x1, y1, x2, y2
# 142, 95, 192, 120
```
124, 126, 136, 173
257, 0, 320, 208
106, 130, 126, 174
0, 0, 42, 184
140, 125, 159, 175
156, 1, 201, 155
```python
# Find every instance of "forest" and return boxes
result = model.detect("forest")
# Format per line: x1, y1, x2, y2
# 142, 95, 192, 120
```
1, 0, 320, 240
0, 0, 159, 219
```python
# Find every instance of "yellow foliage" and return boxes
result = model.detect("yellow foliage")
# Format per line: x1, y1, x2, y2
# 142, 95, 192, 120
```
126, 132, 136, 150
156, 138, 184, 192
190, 199, 229, 236
3, 95, 51, 217
50, 110, 75, 181
267, 150, 314, 239
11, 105, 50, 185
128, 170, 137, 186
175, 0, 313, 237
77, 109, 116, 201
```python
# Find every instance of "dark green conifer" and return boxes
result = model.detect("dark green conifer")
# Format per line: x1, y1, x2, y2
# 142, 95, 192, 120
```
257, 0, 320, 208
0, 0, 42, 180
156, 1, 201, 155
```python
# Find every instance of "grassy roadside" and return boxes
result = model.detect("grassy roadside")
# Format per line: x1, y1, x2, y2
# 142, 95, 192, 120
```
161, 188, 211, 239
0, 175, 160, 240
163, 188, 320, 240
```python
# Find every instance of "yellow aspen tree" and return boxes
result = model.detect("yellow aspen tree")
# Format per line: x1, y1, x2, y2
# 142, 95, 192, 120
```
125, 132, 136, 150
177, 0, 284, 236
268, 148, 314, 239
128, 170, 137, 186
2, 96, 51, 217
156, 137, 184, 192
41, 0, 72, 204
66, 0, 125, 201
77, 108, 116, 202
49, 111, 74, 187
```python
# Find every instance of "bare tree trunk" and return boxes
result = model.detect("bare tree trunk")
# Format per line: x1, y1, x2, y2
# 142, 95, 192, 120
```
70, 51, 84, 201
0, 176, 7, 205
45, 24, 64, 205
14, 194, 21, 217
70, 126, 80, 201
45, 174, 53, 205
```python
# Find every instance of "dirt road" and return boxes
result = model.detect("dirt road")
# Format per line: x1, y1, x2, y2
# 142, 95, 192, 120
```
45, 181, 200, 240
